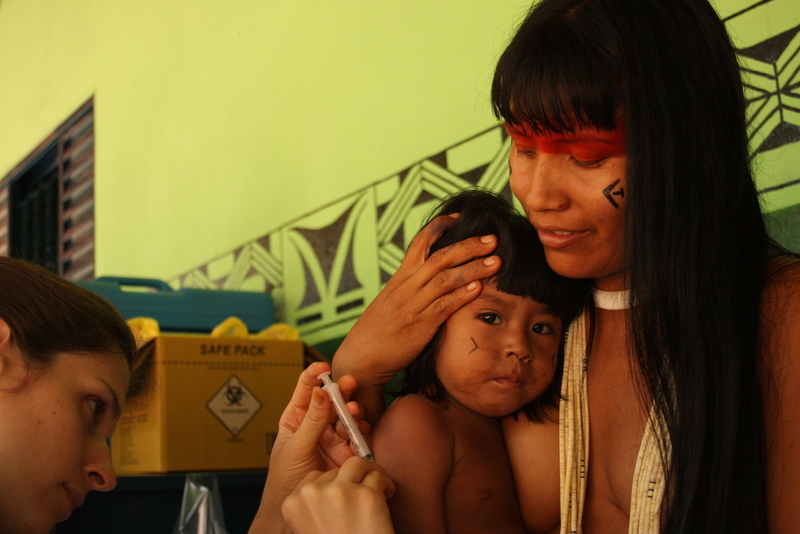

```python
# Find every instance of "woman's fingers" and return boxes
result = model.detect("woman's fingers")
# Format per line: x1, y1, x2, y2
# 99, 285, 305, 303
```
280, 362, 331, 427
282, 459, 396, 534
296, 467, 335, 487
395, 213, 461, 274
289, 386, 334, 451
376, 235, 502, 342
333, 456, 396, 502
415, 255, 500, 318
297, 455, 394, 497
392, 231, 501, 326
362, 469, 396, 500
336, 373, 358, 401
399, 227, 499, 287
297, 457, 395, 501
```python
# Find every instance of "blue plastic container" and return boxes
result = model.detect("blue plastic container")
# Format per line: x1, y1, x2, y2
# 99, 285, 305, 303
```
77, 277, 274, 333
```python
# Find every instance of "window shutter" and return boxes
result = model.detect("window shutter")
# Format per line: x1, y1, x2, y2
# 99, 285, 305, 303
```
59, 104, 95, 281
0, 98, 95, 281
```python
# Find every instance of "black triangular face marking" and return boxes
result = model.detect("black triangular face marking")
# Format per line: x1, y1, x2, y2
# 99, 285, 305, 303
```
603, 179, 625, 208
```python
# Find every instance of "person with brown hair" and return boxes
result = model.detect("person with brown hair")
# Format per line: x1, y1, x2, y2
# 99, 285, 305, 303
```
0, 255, 380, 534
0, 256, 139, 534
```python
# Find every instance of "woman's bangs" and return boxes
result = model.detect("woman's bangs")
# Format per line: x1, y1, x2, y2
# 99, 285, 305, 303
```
493, 15, 620, 133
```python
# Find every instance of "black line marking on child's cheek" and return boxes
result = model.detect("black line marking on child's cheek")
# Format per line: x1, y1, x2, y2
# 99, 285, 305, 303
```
602, 179, 625, 208
469, 337, 479, 354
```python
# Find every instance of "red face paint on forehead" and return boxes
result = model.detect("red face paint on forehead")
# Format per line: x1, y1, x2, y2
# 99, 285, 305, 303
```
505, 121, 626, 160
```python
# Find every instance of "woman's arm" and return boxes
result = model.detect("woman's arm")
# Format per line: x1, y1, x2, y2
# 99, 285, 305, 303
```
249, 362, 365, 534
332, 214, 500, 424
502, 414, 560, 534
370, 395, 453, 534
762, 260, 800, 532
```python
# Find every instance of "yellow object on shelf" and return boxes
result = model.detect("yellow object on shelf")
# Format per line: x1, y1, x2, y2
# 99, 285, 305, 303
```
127, 316, 161, 346
210, 316, 249, 338
208, 316, 300, 341
254, 323, 300, 341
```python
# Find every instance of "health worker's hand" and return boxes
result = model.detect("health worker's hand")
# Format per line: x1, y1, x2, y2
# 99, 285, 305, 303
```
282, 456, 396, 534
248, 362, 368, 534
332, 213, 500, 423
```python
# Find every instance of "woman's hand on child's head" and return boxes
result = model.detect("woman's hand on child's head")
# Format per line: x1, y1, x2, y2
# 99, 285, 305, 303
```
332, 213, 501, 422
282, 456, 396, 534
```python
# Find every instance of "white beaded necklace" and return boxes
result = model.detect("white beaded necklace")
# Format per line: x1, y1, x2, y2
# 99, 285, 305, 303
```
592, 287, 631, 310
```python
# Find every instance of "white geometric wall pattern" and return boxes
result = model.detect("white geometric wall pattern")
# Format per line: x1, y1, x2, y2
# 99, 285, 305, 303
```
174, 0, 800, 346
172, 127, 510, 345
738, 23, 800, 154
726, 0, 800, 203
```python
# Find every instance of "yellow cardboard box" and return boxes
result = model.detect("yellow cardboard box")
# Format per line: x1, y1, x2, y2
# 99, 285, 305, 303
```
111, 334, 304, 474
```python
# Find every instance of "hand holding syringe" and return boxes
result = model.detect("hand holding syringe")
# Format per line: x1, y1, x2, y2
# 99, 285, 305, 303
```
317, 371, 374, 461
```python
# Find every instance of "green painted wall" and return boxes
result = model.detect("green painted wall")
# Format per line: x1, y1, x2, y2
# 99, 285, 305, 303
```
0, 0, 528, 279
1, 0, 798, 345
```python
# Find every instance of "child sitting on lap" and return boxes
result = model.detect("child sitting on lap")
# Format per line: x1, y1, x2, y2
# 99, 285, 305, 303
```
370, 189, 588, 534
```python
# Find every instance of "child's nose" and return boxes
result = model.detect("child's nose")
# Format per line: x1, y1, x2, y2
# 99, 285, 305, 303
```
504, 335, 532, 363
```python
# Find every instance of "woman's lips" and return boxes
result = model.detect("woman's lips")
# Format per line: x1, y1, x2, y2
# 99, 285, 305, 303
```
536, 228, 588, 249
64, 484, 84, 509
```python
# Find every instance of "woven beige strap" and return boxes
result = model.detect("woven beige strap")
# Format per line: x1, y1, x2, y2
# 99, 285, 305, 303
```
559, 311, 667, 534
628, 408, 669, 533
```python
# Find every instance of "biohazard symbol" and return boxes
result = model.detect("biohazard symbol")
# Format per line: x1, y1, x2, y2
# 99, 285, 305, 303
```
225, 384, 246, 406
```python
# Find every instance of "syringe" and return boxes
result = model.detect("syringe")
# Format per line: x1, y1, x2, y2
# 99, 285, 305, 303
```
317, 371, 374, 461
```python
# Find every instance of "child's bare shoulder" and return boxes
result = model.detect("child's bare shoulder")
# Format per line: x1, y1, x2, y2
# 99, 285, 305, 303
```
371, 394, 454, 458
388, 393, 446, 417
375, 394, 449, 435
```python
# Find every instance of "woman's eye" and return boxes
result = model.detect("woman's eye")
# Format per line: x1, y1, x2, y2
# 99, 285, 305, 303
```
88, 398, 105, 417
533, 323, 554, 335
479, 313, 502, 325
516, 148, 537, 159
571, 156, 605, 169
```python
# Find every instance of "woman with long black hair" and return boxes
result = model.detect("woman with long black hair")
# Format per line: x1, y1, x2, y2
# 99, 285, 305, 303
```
257, 1, 800, 532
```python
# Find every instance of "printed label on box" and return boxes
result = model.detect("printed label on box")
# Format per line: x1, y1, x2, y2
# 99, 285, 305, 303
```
206, 374, 263, 437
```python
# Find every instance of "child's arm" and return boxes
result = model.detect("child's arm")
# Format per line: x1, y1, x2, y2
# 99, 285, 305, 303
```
370, 395, 454, 534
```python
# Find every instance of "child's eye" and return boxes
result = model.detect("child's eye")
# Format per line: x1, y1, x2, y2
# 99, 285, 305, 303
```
479, 313, 502, 325
533, 323, 554, 334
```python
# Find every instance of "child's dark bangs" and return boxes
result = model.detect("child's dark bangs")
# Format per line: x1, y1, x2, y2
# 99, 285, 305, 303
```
493, 260, 561, 314
492, 10, 621, 134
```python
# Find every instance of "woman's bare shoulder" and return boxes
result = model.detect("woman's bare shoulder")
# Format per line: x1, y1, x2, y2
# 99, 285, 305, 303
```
762, 256, 800, 358
761, 255, 800, 530
501, 409, 559, 460
765, 254, 800, 286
